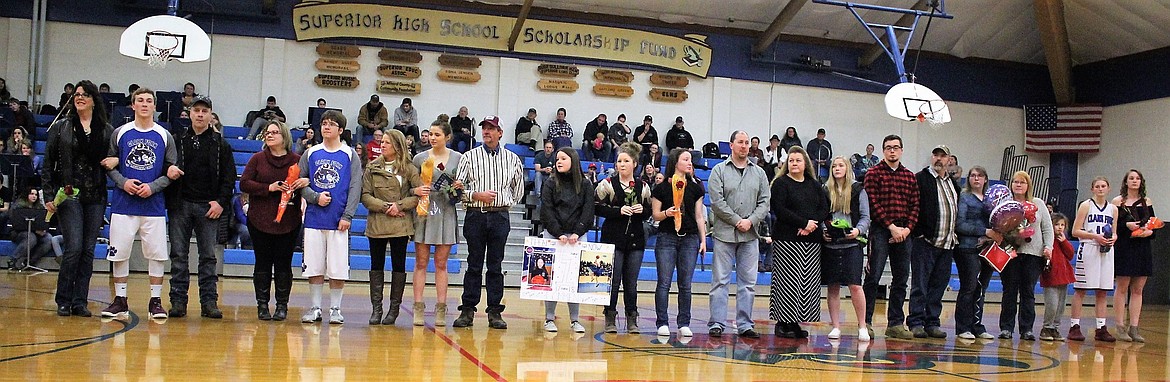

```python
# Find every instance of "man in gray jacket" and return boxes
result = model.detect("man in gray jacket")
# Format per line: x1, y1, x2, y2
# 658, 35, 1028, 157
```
706, 130, 771, 338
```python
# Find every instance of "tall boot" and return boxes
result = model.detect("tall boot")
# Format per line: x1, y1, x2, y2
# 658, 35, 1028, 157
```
382, 272, 406, 325
254, 270, 272, 320
273, 270, 292, 321
368, 271, 385, 325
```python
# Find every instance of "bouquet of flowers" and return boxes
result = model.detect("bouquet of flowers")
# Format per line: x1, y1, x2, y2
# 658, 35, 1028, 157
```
433, 163, 462, 206
45, 185, 78, 222
824, 218, 868, 244
418, 156, 435, 216
275, 164, 300, 223
671, 174, 686, 232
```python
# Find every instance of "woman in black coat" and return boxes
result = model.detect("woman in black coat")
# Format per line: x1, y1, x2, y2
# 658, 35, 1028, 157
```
595, 142, 651, 333
540, 147, 595, 333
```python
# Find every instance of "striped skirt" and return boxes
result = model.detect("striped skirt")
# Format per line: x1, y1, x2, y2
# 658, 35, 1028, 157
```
769, 241, 822, 322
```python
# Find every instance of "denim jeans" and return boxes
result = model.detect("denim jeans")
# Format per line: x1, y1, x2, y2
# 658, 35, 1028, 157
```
460, 211, 509, 314
606, 248, 644, 316
54, 199, 105, 308
953, 247, 994, 335
12, 230, 53, 266
654, 233, 700, 328
863, 225, 912, 326
907, 237, 954, 329
167, 200, 222, 305
1001, 254, 1043, 334
709, 239, 759, 332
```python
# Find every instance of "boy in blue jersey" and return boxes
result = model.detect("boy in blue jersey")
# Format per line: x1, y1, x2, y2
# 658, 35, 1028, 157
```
298, 110, 363, 324
100, 88, 179, 319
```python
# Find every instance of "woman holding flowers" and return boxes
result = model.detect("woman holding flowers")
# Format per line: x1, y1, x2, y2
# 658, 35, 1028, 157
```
651, 148, 707, 337
596, 142, 652, 333
412, 119, 463, 326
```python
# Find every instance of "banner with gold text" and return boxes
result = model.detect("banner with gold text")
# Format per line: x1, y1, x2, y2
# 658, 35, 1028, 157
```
292, 1, 712, 77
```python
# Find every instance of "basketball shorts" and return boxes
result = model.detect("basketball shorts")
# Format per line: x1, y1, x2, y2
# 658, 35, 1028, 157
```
1073, 243, 1114, 290
302, 228, 350, 280
107, 214, 168, 262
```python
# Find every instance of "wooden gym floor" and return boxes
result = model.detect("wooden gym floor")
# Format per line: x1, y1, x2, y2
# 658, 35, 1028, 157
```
2, 272, 1169, 381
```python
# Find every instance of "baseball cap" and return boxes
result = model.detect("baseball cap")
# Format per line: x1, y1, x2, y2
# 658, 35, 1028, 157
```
479, 115, 501, 129
401, 97, 412, 105
528, 108, 537, 114
191, 95, 213, 109
675, 116, 684, 123
644, 115, 653, 122
370, 94, 379, 101
932, 144, 951, 156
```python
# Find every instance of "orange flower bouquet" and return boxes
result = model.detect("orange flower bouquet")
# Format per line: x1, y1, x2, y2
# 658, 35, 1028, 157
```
275, 164, 300, 223
418, 156, 435, 216
672, 173, 685, 232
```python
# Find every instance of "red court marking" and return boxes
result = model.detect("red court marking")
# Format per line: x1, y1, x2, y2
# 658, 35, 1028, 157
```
427, 327, 508, 382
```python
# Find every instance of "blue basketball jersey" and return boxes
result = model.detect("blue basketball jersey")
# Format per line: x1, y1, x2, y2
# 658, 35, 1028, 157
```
303, 144, 356, 230
110, 122, 173, 217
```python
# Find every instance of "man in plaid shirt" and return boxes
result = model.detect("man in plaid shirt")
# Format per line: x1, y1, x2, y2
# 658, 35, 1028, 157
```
862, 134, 919, 340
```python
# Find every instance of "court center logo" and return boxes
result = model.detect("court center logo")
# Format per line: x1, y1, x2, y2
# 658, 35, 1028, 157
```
126, 139, 159, 171
313, 159, 342, 190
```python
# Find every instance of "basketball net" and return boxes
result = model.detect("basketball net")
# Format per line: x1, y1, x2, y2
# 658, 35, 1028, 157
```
146, 32, 179, 69
918, 101, 948, 130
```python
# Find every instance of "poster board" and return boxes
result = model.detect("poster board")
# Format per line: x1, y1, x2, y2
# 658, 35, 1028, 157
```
520, 237, 614, 305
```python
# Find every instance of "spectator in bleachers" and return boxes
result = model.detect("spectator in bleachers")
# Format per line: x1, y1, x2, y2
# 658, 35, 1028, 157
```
707, 130, 770, 339
9, 186, 54, 269
180, 82, 198, 109
356, 94, 388, 146
650, 148, 707, 337
515, 108, 541, 150
546, 108, 573, 150
124, 84, 139, 106
298, 110, 362, 324
20, 142, 42, 176
780, 126, 802, 153
210, 112, 224, 133
0, 184, 9, 238
366, 128, 384, 162
851, 143, 879, 182
582, 113, 610, 162
412, 118, 463, 327
413, 128, 432, 157
609, 114, 631, 150
643, 143, 663, 170
763, 134, 782, 181
58, 83, 75, 111
317, 98, 327, 108
247, 96, 286, 140
43, 80, 111, 318
228, 193, 251, 250
101, 87, 179, 320
392, 97, 420, 144
640, 164, 658, 186
98, 83, 110, 94
6, 125, 31, 155
8, 100, 36, 137
539, 147, 595, 334
533, 140, 555, 198
595, 142, 651, 333
450, 106, 475, 153
362, 128, 423, 326
664, 116, 694, 151
748, 136, 764, 165
297, 128, 315, 155
0, 78, 10, 102
806, 128, 832, 181
240, 120, 307, 321
354, 143, 368, 168
584, 163, 599, 185
163, 95, 236, 319
633, 115, 659, 161
946, 155, 963, 183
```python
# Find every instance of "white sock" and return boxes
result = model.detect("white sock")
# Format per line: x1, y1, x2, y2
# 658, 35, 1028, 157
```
115, 283, 128, 297
1070, 318, 1080, 326
150, 285, 162, 298
1096, 318, 1106, 329
330, 288, 343, 309
310, 284, 323, 308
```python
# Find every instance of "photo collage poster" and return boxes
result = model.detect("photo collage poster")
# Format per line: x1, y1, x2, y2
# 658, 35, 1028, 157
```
520, 236, 615, 305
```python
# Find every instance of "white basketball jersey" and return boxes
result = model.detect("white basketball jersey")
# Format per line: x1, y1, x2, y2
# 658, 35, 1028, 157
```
1083, 199, 1116, 240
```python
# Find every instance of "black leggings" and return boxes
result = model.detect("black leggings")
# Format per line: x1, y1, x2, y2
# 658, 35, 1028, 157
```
370, 236, 409, 272
248, 222, 299, 304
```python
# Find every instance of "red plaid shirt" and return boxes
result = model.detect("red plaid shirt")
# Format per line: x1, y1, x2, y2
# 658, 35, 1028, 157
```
864, 161, 919, 230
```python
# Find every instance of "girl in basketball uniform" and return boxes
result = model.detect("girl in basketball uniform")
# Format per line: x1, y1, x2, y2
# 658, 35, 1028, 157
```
1067, 176, 1118, 342
1111, 169, 1156, 342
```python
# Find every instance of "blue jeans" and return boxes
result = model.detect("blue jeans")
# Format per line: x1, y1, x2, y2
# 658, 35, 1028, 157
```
954, 247, 993, 334
907, 237, 954, 329
54, 199, 105, 308
654, 233, 700, 328
460, 211, 509, 314
606, 248, 643, 315
168, 200, 223, 305
863, 225, 911, 326
709, 239, 759, 332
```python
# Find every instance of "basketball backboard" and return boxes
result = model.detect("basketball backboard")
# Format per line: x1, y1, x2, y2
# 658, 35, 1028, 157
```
884, 82, 951, 124
119, 15, 211, 66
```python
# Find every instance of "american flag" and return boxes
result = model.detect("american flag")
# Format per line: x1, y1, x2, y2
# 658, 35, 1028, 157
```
1024, 104, 1102, 153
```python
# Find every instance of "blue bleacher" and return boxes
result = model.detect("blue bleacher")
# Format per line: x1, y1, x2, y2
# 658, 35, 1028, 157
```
34, 141, 47, 154
34, 114, 55, 127
505, 143, 535, 158
228, 138, 264, 153
223, 126, 250, 139
233, 152, 254, 165
717, 141, 731, 157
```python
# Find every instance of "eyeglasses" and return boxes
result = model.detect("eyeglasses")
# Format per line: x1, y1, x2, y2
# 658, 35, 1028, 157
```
883, 145, 902, 151
74, 93, 92, 99
264, 130, 282, 136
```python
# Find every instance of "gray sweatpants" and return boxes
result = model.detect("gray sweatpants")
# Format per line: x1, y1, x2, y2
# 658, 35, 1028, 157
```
1042, 285, 1069, 329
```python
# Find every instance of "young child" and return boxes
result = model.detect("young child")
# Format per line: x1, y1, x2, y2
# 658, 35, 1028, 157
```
1039, 213, 1075, 341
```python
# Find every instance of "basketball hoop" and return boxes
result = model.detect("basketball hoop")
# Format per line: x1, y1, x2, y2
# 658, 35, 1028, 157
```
918, 101, 949, 130
146, 31, 180, 69
885, 82, 951, 126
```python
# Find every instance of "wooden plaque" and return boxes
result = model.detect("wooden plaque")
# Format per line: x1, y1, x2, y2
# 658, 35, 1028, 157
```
438, 68, 481, 83
594, 69, 634, 83
314, 74, 360, 89
315, 58, 361, 72
593, 84, 634, 98
537, 79, 579, 93
378, 64, 422, 79
438, 54, 482, 68
378, 49, 423, 63
650, 73, 690, 88
377, 80, 422, 95
316, 43, 361, 58
649, 88, 688, 102
537, 63, 580, 78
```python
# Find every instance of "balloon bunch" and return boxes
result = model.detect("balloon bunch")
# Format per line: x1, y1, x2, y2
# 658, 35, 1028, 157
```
980, 183, 1038, 256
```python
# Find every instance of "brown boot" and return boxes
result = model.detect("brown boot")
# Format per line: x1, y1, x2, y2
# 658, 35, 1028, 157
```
368, 271, 384, 325
434, 303, 447, 327
381, 272, 406, 325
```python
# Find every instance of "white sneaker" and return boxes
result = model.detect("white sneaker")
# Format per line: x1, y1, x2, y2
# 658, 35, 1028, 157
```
958, 331, 976, 340
571, 321, 585, 333
301, 306, 322, 323
828, 327, 841, 339
679, 327, 693, 337
544, 320, 558, 332
858, 327, 871, 342
657, 325, 670, 336
977, 332, 996, 340
328, 307, 344, 324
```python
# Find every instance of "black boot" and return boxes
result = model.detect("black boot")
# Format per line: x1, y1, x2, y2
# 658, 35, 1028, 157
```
272, 270, 292, 321
381, 272, 406, 325
369, 271, 385, 325
255, 270, 272, 320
